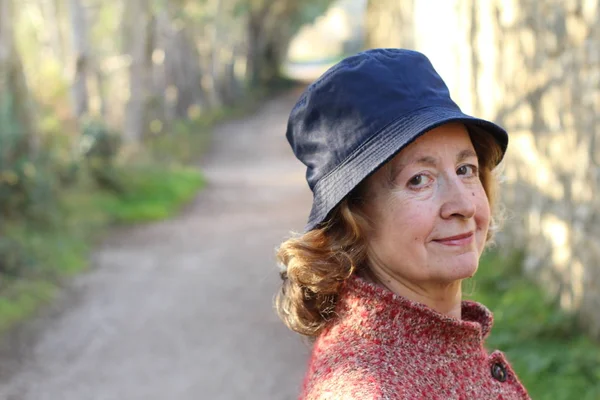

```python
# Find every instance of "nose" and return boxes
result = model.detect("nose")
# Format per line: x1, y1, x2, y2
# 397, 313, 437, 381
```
439, 176, 476, 220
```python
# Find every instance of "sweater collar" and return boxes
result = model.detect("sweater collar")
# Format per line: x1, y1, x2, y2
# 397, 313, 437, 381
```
333, 275, 493, 357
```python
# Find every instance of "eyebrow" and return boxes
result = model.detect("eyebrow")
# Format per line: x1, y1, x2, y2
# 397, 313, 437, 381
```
390, 148, 478, 180
457, 149, 478, 162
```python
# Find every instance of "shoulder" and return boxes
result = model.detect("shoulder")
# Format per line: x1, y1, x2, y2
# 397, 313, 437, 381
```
300, 357, 395, 400
300, 334, 403, 400
301, 370, 391, 399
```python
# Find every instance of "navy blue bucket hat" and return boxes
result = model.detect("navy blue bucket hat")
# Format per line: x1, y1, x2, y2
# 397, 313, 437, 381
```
286, 48, 508, 232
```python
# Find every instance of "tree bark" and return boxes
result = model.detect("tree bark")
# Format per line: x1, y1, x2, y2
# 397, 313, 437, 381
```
39, 0, 67, 64
69, 0, 89, 119
245, 5, 268, 87
167, 26, 205, 118
245, 0, 323, 87
123, 0, 155, 143
155, 2, 206, 121
365, 0, 414, 49
0, 0, 37, 160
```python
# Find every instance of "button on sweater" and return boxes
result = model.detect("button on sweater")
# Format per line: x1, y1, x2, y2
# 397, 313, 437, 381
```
300, 276, 530, 399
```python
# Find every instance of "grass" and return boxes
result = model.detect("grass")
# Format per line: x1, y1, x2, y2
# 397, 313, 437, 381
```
97, 165, 205, 223
0, 280, 56, 333
469, 251, 600, 399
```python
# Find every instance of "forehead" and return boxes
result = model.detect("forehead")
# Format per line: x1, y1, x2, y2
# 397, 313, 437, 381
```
362, 123, 476, 194
389, 123, 475, 166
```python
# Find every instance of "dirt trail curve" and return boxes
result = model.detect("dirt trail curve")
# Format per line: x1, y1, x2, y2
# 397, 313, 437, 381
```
0, 90, 313, 400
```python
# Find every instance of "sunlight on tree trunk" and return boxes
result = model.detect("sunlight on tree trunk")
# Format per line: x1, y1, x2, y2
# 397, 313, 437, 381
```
123, 0, 155, 143
69, 0, 89, 119
38, 0, 67, 64
365, 0, 414, 49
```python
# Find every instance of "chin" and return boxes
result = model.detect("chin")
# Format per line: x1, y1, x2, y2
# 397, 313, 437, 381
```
443, 253, 480, 280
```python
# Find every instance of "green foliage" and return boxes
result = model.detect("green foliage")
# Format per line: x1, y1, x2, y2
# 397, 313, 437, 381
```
0, 234, 34, 277
0, 280, 56, 334
0, 156, 59, 222
144, 94, 260, 164
0, 93, 59, 224
98, 165, 204, 223
145, 114, 217, 165
82, 119, 123, 193
83, 120, 121, 162
469, 251, 600, 399
0, 222, 90, 285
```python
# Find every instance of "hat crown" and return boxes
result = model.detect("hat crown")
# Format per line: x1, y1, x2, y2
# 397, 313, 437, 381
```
286, 49, 460, 191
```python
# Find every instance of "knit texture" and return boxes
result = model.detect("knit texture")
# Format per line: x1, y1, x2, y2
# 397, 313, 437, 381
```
300, 276, 530, 399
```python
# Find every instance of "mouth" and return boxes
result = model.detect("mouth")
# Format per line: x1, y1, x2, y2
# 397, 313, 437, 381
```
433, 232, 474, 246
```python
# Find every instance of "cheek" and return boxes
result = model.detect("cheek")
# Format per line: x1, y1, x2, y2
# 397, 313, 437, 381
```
384, 202, 436, 243
474, 189, 491, 228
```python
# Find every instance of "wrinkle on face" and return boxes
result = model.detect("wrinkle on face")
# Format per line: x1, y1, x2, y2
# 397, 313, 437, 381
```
357, 123, 491, 316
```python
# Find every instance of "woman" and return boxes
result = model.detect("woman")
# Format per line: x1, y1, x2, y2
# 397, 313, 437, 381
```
276, 49, 530, 399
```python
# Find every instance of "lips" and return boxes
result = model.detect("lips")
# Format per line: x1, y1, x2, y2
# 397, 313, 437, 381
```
433, 232, 474, 246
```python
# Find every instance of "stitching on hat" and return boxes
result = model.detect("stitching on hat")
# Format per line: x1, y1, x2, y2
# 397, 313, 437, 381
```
313, 104, 446, 186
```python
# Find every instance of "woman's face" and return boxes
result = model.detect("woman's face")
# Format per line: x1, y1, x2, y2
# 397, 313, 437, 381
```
362, 123, 490, 288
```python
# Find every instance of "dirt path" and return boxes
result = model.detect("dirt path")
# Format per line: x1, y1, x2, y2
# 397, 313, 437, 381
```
0, 90, 313, 400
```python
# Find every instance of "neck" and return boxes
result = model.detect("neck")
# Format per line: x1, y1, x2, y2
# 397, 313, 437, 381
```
364, 268, 463, 319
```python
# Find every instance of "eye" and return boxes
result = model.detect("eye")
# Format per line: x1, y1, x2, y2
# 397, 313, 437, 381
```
457, 164, 478, 177
407, 173, 432, 188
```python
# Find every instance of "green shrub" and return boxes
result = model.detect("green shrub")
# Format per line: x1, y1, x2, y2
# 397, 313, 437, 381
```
470, 251, 600, 399
0, 280, 56, 334
0, 234, 34, 277
98, 164, 204, 223
145, 114, 215, 165
0, 157, 59, 222
82, 119, 123, 193
0, 95, 60, 224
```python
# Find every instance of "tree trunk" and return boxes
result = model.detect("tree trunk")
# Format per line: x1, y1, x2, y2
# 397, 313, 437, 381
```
168, 27, 205, 118
39, 0, 67, 64
206, 0, 224, 108
0, 0, 37, 161
246, 10, 265, 88
94, 66, 107, 118
245, 0, 302, 88
155, 3, 206, 121
365, 0, 414, 49
69, 0, 89, 119
123, 0, 155, 143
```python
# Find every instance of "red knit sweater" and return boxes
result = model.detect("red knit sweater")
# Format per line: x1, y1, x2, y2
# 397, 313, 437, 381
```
301, 276, 530, 399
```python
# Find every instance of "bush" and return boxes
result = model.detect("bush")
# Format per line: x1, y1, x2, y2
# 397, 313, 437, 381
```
470, 251, 600, 399
98, 164, 204, 223
0, 94, 60, 224
81, 119, 123, 193
0, 156, 59, 223
0, 234, 34, 278
144, 113, 217, 165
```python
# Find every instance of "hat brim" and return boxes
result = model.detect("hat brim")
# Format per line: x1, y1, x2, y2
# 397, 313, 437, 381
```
305, 106, 508, 232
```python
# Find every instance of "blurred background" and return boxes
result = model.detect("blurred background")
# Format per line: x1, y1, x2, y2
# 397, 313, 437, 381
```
0, 0, 599, 399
